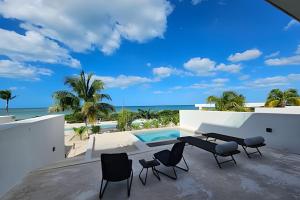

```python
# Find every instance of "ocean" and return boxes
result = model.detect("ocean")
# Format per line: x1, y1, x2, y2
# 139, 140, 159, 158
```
0, 105, 197, 120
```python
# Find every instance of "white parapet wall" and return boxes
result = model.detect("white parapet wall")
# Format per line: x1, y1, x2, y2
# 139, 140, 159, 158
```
0, 115, 65, 197
255, 106, 300, 114
180, 110, 300, 154
0, 115, 14, 124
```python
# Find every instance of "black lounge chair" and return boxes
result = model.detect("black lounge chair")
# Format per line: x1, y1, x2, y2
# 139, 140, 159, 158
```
153, 142, 189, 180
178, 136, 240, 168
99, 153, 133, 199
202, 133, 266, 158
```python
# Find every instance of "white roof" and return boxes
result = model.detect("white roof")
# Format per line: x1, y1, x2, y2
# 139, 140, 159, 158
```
195, 102, 264, 108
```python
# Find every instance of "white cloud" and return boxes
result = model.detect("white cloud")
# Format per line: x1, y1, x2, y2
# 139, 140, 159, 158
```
246, 74, 300, 88
265, 51, 280, 59
212, 78, 229, 84
0, 29, 80, 68
184, 57, 216, 76
184, 57, 241, 75
0, 60, 53, 80
215, 63, 241, 73
228, 49, 262, 62
146, 63, 152, 67
152, 67, 174, 78
152, 66, 192, 78
191, 0, 204, 5
284, 19, 300, 31
239, 75, 250, 81
265, 55, 300, 66
0, 0, 173, 55
296, 44, 300, 54
95, 75, 153, 89
265, 44, 300, 66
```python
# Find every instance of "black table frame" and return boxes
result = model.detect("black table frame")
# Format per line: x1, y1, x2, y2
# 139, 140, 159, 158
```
139, 160, 161, 185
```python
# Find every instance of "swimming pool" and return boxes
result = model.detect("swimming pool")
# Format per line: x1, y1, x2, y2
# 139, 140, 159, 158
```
64, 123, 116, 131
135, 129, 190, 143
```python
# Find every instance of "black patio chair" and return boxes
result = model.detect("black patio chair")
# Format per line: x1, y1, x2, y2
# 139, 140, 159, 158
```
99, 153, 133, 199
153, 142, 189, 180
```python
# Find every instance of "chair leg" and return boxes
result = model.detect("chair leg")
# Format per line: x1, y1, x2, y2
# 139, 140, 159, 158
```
242, 146, 251, 158
152, 167, 161, 181
127, 171, 133, 197
175, 156, 189, 172
242, 146, 263, 158
99, 178, 108, 199
231, 155, 237, 165
155, 167, 177, 180
213, 154, 222, 169
139, 167, 148, 185
257, 148, 262, 156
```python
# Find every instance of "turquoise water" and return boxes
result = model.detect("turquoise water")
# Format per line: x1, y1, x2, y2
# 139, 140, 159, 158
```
64, 123, 116, 131
135, 129, 184, 142
0, 105, 196, 120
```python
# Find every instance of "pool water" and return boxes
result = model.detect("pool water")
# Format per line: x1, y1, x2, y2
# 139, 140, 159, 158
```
135, 129, 188, 142
64, 123, 116, 131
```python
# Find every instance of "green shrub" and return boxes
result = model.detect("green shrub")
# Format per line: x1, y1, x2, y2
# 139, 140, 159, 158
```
91, 125, 101, 134
73, 126, 88, 140
117, 109, 134, 131
151, 119, 160, 128
131, 123, 141, 130
143, 120, 152, 129
65, 112, 85, 123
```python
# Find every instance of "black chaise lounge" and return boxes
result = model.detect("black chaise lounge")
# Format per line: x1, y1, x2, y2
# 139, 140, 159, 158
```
178, 136, 240, 168
99, 153, 133, 199
202, 133, 266, 158
153, 141, 189, 180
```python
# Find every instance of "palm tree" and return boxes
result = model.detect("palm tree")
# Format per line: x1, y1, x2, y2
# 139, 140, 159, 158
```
50, 70, 114, 124
265, 88, 300, 107
0, 90, 16, 113
206, 91, 246, 112
73, 126, 88, 140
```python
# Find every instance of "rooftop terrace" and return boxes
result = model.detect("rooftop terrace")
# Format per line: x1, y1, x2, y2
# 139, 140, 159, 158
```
2, 143, 300, 200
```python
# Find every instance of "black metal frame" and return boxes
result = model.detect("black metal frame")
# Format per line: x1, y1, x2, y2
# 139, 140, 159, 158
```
99, 171, 133, 199
205, 135, 264, 159
213, 154, 237, 169
242, 146, 262, 158
139, 166, 160, 185
154, 156, 189, 180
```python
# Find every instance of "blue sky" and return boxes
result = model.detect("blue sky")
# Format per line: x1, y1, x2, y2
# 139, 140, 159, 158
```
0, 0, 300, 108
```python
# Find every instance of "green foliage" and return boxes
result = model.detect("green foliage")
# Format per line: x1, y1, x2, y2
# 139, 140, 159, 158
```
206, 91, 247, 112
91, 125, 101, 134
151, 119, 160, 128
73, 126, 88, 140
265, 88, 300, 107
50, 70, 114, 124
142, 120, 152, 129
65, 112, 85, 123
137, 109, 157, 119
117, 109, 134, 131
0, 90, 16, 113
131, 123, 141, 130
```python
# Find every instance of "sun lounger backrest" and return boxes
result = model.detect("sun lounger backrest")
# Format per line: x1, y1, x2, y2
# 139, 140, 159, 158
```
204, 133, 245, 145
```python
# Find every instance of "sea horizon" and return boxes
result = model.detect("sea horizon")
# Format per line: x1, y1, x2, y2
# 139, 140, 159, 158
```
0, 104, 197, 120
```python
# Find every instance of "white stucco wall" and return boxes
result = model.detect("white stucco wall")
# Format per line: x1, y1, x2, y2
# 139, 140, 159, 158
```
180, 110, 300, 154
255, 106, 300, 114
0, 115, 65, 197
0, 115, 14, 124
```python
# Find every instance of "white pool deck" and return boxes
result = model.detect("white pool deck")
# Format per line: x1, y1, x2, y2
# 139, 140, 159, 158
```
1, 142, 300, 200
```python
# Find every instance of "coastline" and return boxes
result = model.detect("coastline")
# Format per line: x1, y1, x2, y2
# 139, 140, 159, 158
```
0, 105, 197, 120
